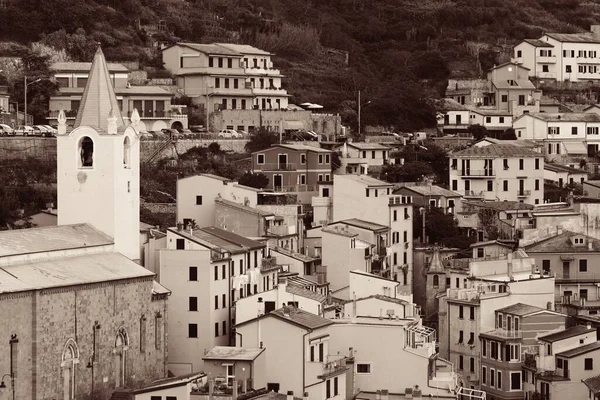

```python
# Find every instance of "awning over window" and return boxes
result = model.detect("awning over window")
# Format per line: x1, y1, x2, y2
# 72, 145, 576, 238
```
283, 121, 304, 130
563, 141, 587, 155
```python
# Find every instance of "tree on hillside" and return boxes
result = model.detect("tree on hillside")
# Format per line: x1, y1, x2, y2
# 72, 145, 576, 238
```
238, 172, 269, 189
381, 161, 434, 183
245, 129, 279, 153
412, 206, 475, 249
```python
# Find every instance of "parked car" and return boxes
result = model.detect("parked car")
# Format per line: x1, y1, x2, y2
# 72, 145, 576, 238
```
14, 125, 35, 136
0, 124, 14, 136
42, 125, 58, 135
190, 126, 207, 133
179, 128, 193, 138
161, 128, 183, 139
292, 131, 318, 141
34, 125, 54, 137
218, 129, 241, 139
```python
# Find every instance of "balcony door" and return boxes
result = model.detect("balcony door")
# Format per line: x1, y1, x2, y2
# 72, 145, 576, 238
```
156, 100, 165, 117
456, 115, 462, 125
278, 154, 288, 169
133, 100, 143, 116
144, 100, 153, 118
563, 261, 570, 279
519, 179, 525, 195
273, 175, 282, 190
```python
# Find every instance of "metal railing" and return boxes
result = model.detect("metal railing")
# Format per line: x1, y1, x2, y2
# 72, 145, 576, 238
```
463, 190, 485, 197
458, 170, 495, 177
517, 190, 532, 197
389, 196, 412, 205
259, 163, 297, 171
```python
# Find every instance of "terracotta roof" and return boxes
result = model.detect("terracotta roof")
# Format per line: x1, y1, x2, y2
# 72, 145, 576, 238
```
198, 226, 265, 251
546, 32, 600, 44
525, 231, 600, 253
338, 174, 392, 187
73, 47, 125, 131
215, 198, 274, 217
583, 374, 600, 394
203, 346, 265, 361
286, 284, 327, 303
215, 43, 273, 56
464, 200, 534, 212
470, 109, 514, 116
395, 184, 461, 198
340, 219, 389, 232
343, 142, 392, 150
51, 61, 129, 72
544, 163, 587, 174
269, 307, 333, 330
495, 303, 549, 316
167, 42, 242, 56
272, 143, 332, 153
451, 143, 541, 158
522, 39, 554, 48
436, 98, 470, 112
539, 325, 596, 343
556, 341, 600, 358
492, 79, 536, 90
524, 112, 600, 122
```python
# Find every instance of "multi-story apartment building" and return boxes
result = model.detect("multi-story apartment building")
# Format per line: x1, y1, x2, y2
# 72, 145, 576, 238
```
513, 112, 600, 163
523, 324, 599, 400
47, 61, 186, 131
395, 183, 462, 215
513, 27, 600, 82
159, 225, 269, 374
449, 143, 545, 205
484, 62, 541, 117
525, 230, 600, 317
544, 163, 588, 186
162, 43, 289, 112
469, 109, 514, 131
479, 304, 566, 400
235, 307, 348, 400
438, 252, 557, 389
437, 98, 471, 134
333, 141, 393, 175
333, 175, 414, 289
251, 143, 332, 196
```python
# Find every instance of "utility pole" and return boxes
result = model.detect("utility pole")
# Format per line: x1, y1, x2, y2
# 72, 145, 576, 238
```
357, 90, 361, 137
422, 205, 427, 244
24, 77, 42, 126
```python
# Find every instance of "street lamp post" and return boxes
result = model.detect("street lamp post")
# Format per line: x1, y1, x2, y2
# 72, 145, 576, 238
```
24, 77, 41, 126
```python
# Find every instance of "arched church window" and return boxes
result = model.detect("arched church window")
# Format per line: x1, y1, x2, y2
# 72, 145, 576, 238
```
79, 137, 94, 167
114, 327, 129, 388
123, 136, 131, 169
433, 274, 439, 288
61, 339, 79, 400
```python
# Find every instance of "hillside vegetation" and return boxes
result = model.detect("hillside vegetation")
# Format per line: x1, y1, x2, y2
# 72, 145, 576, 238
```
2, 0, 600, 130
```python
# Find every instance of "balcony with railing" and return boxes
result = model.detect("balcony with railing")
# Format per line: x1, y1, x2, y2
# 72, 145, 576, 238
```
459, 169, 495, 178
259, 163, 297, 171
48, 110, 78, 119
428, 356, 458, 392
538, 56, 557, 64
272, 184, 318, 193
577, 56, 600, 64
517, 190, 532, 197
463, 190, 485, 198
317, 355, 349, 379
211, 249, 231, 262
266, 225, 295, 237
126, 110, 188, 119
405, 323, 437, 358
388, 195, 413, 206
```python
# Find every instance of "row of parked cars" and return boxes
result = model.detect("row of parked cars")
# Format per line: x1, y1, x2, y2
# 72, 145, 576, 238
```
0, 124, 58, 137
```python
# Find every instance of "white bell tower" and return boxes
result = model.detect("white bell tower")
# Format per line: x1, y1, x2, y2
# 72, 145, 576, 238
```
56, 47, 141, 261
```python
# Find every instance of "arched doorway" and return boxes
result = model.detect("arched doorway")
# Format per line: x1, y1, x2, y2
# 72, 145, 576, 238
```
171, 120, 183, 131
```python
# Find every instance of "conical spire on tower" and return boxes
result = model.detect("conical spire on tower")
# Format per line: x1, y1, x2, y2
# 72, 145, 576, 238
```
428, 246, 444, 274
73, 46, 124, 133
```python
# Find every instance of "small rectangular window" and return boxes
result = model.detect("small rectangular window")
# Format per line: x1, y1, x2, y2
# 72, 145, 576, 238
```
356, 363, 371, 374
215, 322, 219, 337
459, 306, 464, 319
214, 265, 218, 281
214, 295, 219, 310
189, 296, 198, 311
223, 320, 227, 336
188, 323, 198, 338
585, 358, 593, 370
189, 266, 198, 281
196, 195, 203, 205
177, 238, 185, 250
257, 154, 265, 164
580, 259, 588, 272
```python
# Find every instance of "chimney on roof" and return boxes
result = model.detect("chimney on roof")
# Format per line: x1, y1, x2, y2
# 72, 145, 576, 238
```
277, 277, 287, 305
587, 322, 593, 329
257, 297, 265, 317
589, 241, 593, 251
557, 225, 563, 235
303, 392, 309, 400
283, 305, 291, 317
177, 222, 183, 231
46, 202, 54, 213
380, 390, 389, 400
287, 391, 294, 400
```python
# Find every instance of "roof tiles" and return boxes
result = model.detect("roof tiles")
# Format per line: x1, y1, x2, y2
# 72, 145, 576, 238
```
269, 307, 333, 330
525, 231, 600, 253
495, 303, 548, 316
451, 143, 542, 158
539, 325, 595, 343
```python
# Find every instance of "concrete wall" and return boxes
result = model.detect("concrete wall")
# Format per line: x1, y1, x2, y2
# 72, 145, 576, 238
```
0, 137, 57, 160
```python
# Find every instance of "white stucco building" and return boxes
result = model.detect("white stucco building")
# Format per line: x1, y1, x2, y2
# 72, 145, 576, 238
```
513, 28, 600, 82
449, 143, 544, 205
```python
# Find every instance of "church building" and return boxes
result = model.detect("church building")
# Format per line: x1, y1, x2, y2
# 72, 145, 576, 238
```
0, 47, 169, 400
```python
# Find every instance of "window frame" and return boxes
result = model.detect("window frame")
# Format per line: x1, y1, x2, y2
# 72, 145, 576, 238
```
356, 363, 372, 374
